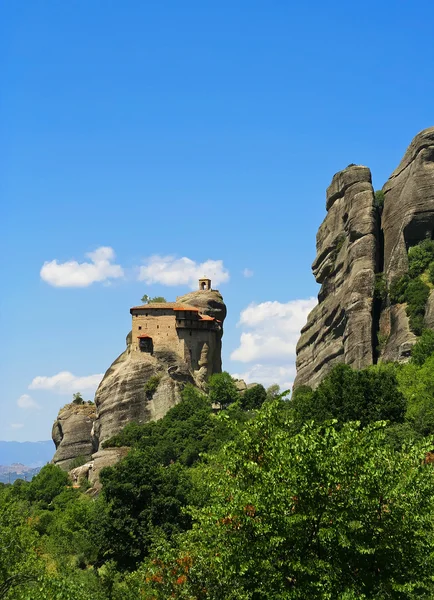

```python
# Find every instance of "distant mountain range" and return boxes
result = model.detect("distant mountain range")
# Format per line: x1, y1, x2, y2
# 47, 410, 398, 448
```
0, 463, 42, 484
0, 440, 53, 469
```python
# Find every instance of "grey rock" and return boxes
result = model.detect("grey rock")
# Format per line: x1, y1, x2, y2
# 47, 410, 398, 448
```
52, 404, 97, 471
379, 304, 417, 363
382, 127, 434, 286
425, 290, 434, 329
93, 347, 195, 446
294, 165, 377, 389
233, 379, 248, 393
88, 447, 130, 493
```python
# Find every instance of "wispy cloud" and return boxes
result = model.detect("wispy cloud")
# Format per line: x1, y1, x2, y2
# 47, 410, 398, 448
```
10, 423, 24, 429
29, 371, 103, 395
230, 297, 317, 389
138, 255, 229, 289
243, 268, 254, 278
17, 394, 40, 410
40, 246, 124, 287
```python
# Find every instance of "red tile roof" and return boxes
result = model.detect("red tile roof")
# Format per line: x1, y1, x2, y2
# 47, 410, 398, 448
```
130, 303, 199, 312
137, 334, 152, 338
199, 315, 215, 321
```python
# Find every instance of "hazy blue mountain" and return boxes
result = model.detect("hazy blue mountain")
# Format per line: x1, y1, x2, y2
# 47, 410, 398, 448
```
0, 440, 53, 468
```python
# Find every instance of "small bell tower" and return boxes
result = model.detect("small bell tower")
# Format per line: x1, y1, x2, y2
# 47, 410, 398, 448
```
199, 278, 211, 291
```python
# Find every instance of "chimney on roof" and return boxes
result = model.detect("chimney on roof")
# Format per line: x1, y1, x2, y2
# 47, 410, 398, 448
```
199, 278, 211, 291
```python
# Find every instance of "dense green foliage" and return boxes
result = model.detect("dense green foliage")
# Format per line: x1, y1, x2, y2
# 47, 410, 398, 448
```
373, 272, 387, 301
291, 363, 406, 428
133, 410, 434, 599
407, 239, 434, 278
389, 240, 434, 335
411, 329, 434, 365
3, 353, 434, 598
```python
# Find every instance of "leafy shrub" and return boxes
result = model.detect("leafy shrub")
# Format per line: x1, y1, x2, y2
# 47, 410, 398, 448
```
374, 189, 385, 208
412, 329, 434, 365
374, 272, 387, 301
408, 239, 434, 278
240, 384, 267, 411
141, 295, 167, 304
405, 278, 430, 335
430, 261, 434, 284
72, 392, 84, 405
389, 275, 409, 304
376, 331, 389, 354
144, 375, 161, 399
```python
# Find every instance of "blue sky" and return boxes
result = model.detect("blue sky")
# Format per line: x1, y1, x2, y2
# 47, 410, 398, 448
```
1, 1, 433, 442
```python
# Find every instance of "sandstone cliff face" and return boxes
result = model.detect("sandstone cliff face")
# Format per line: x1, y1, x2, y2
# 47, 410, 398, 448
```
52, 403, 97, 470
93, 344, 196, 446
382, 127, 434, 284
378, 127, 434, 362
294, 166, 378, 389
295, 127, 434, 388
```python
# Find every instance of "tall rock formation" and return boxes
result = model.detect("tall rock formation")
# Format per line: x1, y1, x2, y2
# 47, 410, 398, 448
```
295, 166, 378, 388
379, 127, 434, 362
52, 285, 226, 466
295, 127, 434, 388
52, 403, 97, 470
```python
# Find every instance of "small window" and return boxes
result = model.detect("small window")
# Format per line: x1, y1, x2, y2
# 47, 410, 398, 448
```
138, 326, 142, 330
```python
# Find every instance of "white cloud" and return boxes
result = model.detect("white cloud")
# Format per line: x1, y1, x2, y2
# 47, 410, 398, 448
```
10, 423, 24, 429
231, 298, 317, 363
243, 268, 254, 278
29, 371, 103, 395
40, 246, 124, 287
17, 394, 40, 410
230, 297, 317, 390
138, 255, 229, 289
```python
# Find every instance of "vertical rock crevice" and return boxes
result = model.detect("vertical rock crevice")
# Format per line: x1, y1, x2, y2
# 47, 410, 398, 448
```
371, 205, 385, 365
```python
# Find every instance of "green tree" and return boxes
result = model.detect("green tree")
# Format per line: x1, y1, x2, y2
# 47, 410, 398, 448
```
208, 372, 239, 409
26, 464, 69, 508
291, 363, 406, 429
72, 392, 84, 405
239, 384, 267, 411
134, 401, 434, 599
141, 295, 167, 304
411, 329, 434, 365
398, 354, 434, 436
407, 239, 434, 278
0, 491, 41, 598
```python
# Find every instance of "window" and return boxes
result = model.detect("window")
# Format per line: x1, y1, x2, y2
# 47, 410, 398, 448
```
138, 326, 142, 330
